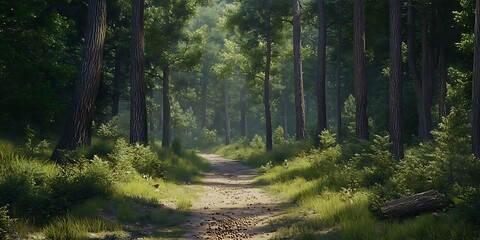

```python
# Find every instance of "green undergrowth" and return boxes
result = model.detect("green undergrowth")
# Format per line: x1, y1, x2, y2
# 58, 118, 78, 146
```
0, 134, 209, 239
214, 132, 311, 169
214, 127, 480, 239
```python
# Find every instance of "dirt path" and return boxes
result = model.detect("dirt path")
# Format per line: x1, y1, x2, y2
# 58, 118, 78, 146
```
182, 154, 284, 240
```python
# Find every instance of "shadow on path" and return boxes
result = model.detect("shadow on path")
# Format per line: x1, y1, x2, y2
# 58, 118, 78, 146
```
182, 154, 287, 240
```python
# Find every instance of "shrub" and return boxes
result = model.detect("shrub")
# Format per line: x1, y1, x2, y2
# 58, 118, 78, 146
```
0, 205, 14, 239
273, 126, 286, 146
109, 139, 164, 180
24, 125, 51, 158
250, 135, 264, 149
319, 130, 337, 149
97, 116, 123, 139
0, 158, 57, 222
49, 157, 115, 213
457, 186, 480, 224
195, 128, 221, 148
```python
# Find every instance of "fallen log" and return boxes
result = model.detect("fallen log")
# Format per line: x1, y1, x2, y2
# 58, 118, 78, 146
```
377, 189, 450, 218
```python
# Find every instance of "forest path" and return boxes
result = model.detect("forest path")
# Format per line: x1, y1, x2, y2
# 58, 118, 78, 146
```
182, 154, 285, 240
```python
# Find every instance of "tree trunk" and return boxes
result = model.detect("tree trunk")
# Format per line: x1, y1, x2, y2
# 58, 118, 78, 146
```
389, 0, 403, 159
200, 63, 208, 129
335, 0, 343, 143
130, 0, 148, 145
51, 0, 107, 161
293, 0, 306, 141
284, 99, 289, 140
353, 0, 369, 140
112, 54, 121, 117
149, 90, 155, 134
377, 190, 450, 218
315, 0, 327, 147
420, 12, 433, 140
437, 9, 448, 121
264, 0, 273, 152
473, 0, 480, 158
223, 79, 231, 145
239, 87, 247, 137
407, 3, 425, 139
162, 64, 171, 148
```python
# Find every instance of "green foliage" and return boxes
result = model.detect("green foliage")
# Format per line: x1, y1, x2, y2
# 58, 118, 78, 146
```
97, 116, 124, 139
319, 130, 336, 149
198, 128, 221, 148
342, 95, 356, 138
352, 135, 396, 186
0, 146, 115, 225
24, 125, 51, 159
273, 126, 286, 146
0, 205, 13, 239
458, 187, 480, 224
43, 215, 119, 240
108, 139, 164, 180
0, 2, 78, 133
49, 157, 115, 213
250, 135, 264, 149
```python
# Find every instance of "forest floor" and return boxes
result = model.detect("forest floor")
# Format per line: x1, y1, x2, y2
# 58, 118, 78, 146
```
182, 154, 286, 240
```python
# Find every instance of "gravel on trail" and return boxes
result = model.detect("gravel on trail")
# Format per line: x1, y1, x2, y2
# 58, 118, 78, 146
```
182, 154, 285, 240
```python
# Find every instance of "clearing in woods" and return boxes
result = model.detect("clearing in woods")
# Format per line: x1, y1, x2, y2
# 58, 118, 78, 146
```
183, 154, 285, 239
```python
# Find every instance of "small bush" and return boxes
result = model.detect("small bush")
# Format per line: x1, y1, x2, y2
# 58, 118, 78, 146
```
250, 135, 264, 149
49, 157, 115, 213
273, 126, 286, 146
457, 186, 480, 224
196, 128, 221, 148
0, 205, 14, 239
0, 157, 57, 222
97, 116, 123, 139
109, 139, 164, 180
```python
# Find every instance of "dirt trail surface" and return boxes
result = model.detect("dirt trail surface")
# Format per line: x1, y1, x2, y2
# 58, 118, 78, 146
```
182, 154, 284, 240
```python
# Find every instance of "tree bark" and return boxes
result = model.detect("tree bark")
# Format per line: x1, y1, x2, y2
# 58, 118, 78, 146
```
353, 0, 369, 140
264, 0, 273, 152
407, 3, 425, 139
377, 190, 450, 218
223, 79, 231, 145
389, 0, 403, 159
420, 12, 433, 140
437, 9, 448, 121
162, 64, 171, 148
284, 99, 289, 140
51, 0, 107, 161
335, 0, 343, 143
473, 0, 480, 158
200, 62, 208, 129
112, 53, 121, 117
130, 0, 148, 145
293, 0, 306, 141
315, 0, 327, 147
239, 87, 247, 137
149, 90, 155, 134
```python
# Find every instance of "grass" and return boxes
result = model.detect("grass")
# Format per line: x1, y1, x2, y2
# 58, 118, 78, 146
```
0, 136, 210, 239
214, 136, 479, 240
43, 215, 122, 240
154, 142, 210, 183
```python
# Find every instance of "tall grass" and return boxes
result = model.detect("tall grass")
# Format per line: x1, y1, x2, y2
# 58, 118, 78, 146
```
215, 132, 478, 239
0, 136, 208, 239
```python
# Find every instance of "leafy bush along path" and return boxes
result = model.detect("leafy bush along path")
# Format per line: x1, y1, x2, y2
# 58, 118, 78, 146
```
183, 154, 285, 239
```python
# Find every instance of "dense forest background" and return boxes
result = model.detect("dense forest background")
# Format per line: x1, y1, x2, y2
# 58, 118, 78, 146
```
1, 0, 480, 238
0, 0, 478, 153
